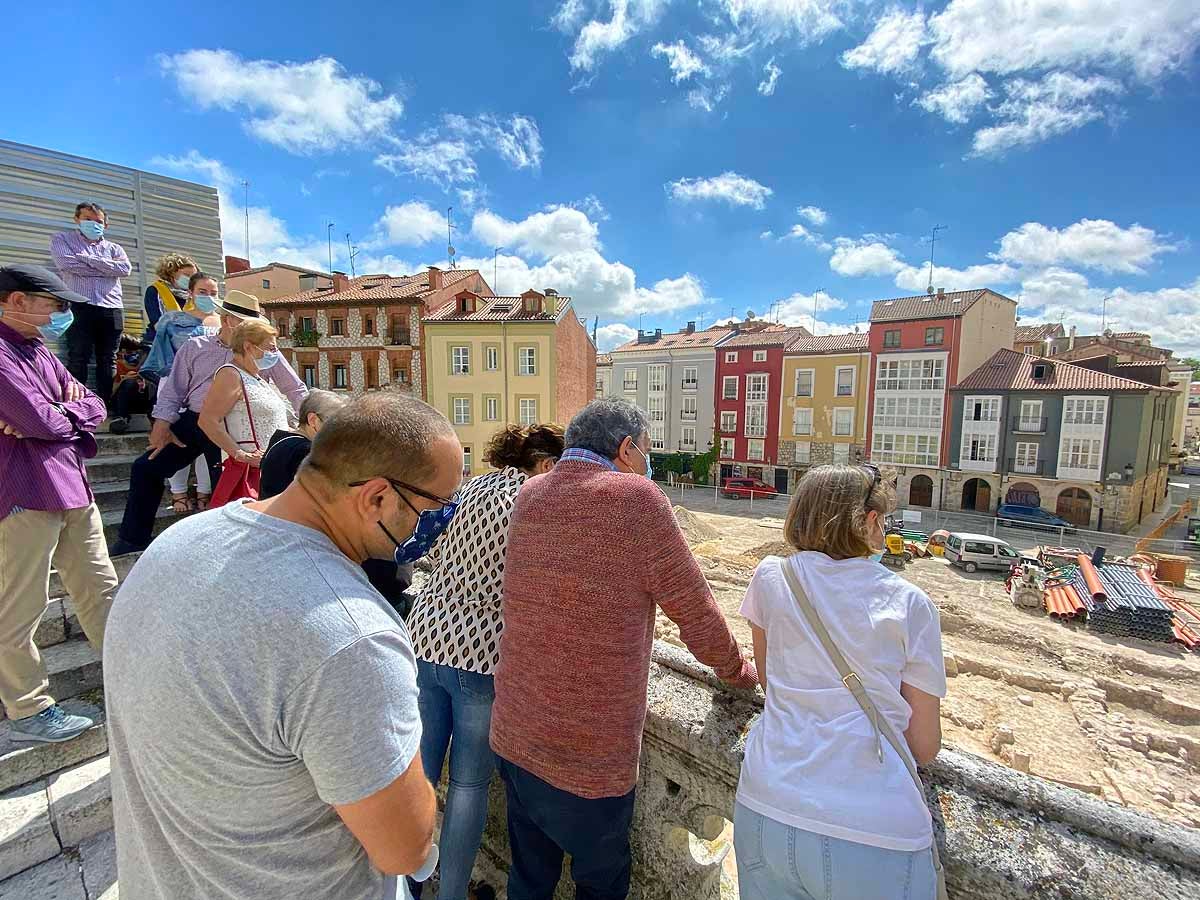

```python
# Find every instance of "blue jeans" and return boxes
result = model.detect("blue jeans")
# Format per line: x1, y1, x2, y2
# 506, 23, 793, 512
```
496, 756, 635, 900
734, 802, 936, 900
413, 660, 497, 900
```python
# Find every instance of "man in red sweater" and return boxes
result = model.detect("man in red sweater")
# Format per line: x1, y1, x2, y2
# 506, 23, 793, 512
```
491, 398, 757, 900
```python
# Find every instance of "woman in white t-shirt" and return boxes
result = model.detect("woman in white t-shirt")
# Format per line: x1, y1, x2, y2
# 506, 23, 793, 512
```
735, 464, 946, 900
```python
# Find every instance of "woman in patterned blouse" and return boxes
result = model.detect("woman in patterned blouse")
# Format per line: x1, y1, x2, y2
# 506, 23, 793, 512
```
407, 423, 565, 900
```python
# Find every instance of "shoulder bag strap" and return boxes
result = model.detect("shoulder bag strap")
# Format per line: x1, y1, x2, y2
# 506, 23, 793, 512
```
218, 364, 261, 452
781, 559, 949, 900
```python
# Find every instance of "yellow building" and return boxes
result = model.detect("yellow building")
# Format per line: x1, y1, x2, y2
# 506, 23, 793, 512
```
778, 333, 871, 490
423, 288, 596, 475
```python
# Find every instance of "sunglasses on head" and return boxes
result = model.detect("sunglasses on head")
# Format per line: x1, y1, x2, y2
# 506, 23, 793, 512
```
861, 463, 881, 508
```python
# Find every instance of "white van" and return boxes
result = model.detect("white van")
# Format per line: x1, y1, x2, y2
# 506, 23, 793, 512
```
943, 532, 1021, 573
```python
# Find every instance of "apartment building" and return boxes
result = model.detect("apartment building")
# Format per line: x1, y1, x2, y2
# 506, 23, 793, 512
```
1013, 323, 1064, 355
609, 322, 732, 455
267, 266, 493, 398
865, 288, 1016, 508
714, 325, 805, 492
947, 349, 1176, 532
226, 262, 333, 303
423, 288, 594, 475
596, 353, 613, 398
777, 332, 871, 490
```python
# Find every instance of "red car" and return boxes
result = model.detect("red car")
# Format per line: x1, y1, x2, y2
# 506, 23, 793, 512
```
722, 477, 779, 500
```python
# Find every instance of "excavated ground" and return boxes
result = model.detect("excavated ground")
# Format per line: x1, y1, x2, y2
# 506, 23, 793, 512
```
659, 507, 1200, 829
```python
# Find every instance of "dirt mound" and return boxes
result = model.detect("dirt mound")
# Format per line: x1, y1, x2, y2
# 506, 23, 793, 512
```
675, 506, 720, 544
748, 540, 794, 561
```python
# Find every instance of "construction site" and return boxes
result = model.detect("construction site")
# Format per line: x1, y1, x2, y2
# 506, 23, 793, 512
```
664, 505, 1200, 831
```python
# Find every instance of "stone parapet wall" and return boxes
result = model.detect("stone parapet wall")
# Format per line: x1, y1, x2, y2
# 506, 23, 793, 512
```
468, 640, 1200, 899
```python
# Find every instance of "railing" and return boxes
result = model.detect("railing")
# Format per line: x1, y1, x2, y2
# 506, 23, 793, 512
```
744, 426, 766, 438
680, 411, 697, 422
1012, 416, 1048, 433
624, 381, 638, 392
292, 329, 320, 348
680, 379, 698, 390
1007, 457, 1045, 475
389, 330, 411, 346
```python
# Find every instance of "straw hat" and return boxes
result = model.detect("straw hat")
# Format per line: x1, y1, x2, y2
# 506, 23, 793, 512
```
213, 290, 267, 321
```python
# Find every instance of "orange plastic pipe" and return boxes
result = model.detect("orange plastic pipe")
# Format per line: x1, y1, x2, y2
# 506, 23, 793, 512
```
1076, 554, 1107, 603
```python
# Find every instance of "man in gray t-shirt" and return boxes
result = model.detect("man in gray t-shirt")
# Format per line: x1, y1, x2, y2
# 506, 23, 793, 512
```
104, 394, 463, 899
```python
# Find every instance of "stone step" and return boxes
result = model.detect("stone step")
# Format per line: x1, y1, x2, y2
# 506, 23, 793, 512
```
0, 700, 106, 796
92, 433, 149, 459
101, 507, 175, 552
90, 482, 131, 515
0, 644, 102, 726
48, 757, 111, 850
85, 455, 140, 486
48, 554, 139, 611
0, 780, 58, 881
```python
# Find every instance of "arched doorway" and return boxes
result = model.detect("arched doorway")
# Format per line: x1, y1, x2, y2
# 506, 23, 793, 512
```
1005, 482, 1041, 507
1056, 488, 1093, 527
909, 475, 933, 507
961, 477, 992, 513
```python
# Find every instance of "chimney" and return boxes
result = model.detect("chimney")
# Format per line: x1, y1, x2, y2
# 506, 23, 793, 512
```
332, 271, 350, 294
685, 321, 696, 334
654, 328, 662, 340
1068, 324, 1076, 351
544, 288, 558, 296
224, 255, 250, 274
427, 266, 443, 291
936, 286, 945, 299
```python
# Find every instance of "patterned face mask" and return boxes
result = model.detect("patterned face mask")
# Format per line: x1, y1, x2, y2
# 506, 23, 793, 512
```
357, 478, 460, 565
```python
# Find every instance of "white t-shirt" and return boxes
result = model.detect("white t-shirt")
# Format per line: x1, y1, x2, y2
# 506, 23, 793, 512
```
736, 553, 947, 852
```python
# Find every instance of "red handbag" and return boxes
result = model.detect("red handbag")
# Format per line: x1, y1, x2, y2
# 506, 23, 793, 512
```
209, 367, 262, 509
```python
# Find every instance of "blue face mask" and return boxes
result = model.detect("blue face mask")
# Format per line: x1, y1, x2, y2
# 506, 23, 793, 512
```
632, 443, 654, 480
175, 273, 192, 291
193, 292, 216, 314
380, 483, 459, 565
869, 552, 884, 563
258, 350, 282, 370
2, 308, 75, 342
78, 220, 105, 240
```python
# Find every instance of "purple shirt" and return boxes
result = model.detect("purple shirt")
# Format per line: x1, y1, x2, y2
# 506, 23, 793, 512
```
49, 230, 132, 309
153, 334, 308, 423
0, 320, 106, 519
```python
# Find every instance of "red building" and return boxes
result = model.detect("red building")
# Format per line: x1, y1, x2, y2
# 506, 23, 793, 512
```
714, 324, 806, 493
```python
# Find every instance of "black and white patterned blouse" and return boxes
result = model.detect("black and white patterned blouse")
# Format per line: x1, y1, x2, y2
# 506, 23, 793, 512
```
407, 466, 526, 675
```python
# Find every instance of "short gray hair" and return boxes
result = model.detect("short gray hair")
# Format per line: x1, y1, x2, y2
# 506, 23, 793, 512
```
299, 389, 345, 425
565, 398, 650, 459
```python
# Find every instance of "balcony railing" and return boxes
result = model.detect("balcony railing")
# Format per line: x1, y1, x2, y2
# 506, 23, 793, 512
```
681, 379, 698, 391
1012, 416, 1048, 433
389, 330, 412, 346
623, 381, 638, 392
745, 426, 767, 438
680, 411, 697, 422
1008, 457, 1045, 475
719, 423, 737, 434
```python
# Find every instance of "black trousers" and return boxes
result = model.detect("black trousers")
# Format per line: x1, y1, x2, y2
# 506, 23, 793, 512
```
65, 303, 123, 408
497, 756, 635, 900
111, 377, 157, 420
116, 411, 221, 550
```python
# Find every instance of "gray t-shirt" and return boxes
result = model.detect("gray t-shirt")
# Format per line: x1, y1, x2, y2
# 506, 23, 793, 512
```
104, 501, 420, 900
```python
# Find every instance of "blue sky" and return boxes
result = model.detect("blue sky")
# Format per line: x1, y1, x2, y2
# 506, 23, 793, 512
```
6, 1, 1200, 352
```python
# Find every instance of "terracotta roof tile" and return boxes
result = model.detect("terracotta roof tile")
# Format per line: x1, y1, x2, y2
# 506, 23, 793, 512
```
953, 348, 1172, 393
261, 269, 479, 307
596, 353, 613, 366
610, 325, 733, 353
721, 325, 805, 348
1014, 323, 1064, 342
228, 261, 330, 278
785, 332, 869, 354
869, 289, 1011, 323
423, 293, 567, 323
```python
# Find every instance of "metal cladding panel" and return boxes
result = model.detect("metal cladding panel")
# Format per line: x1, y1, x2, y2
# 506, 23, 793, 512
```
0, 139, 222, 337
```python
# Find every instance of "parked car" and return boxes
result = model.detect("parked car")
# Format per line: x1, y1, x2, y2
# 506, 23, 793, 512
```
995, 503, 1075, 533
1182, 458, 1200, 476
721, 477, 779, 500
944, 532, 1022, 573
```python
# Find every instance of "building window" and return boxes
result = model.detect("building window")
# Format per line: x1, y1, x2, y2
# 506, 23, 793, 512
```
875, 358, 944, 392
753, 350, 767, 362
485, 396, 499, 421
1064, 397, 1106, 426
965, 397, 1001, 422
794, 441, 811, 464
648, 365, 667, 392
276, 318, 289, 337
1018, 400, 1043, 431
519, 398, 537, 425
681, 397, 698, 421
262, 278, 270, 290
964, 434, 997, 463
330, 318, 345, 336
300, 316, 315, 333
746, 373, 768, 401
924, 326, 944, 345
486, 346, 499, 371
451, 346, 470, 375
836, 366, 855, 397
871, 432, 939, 467
623, 370, 638, 392
883, 329, 901, 348
302, 365, 316, 388
651, 425, 665, 450
872, 396, 944, 430
725, 351, 738, 363
794, 370, 813, 397
1060, 437, 1101, 471
333, 364, 348, 390
720, 437, 736, 458
453, 397, 471, 425
519, 347, 537, 375
393, 368, 408, 384
833, 443, 850, 464
720, 411, 737, 433
834, 408, 854, 436
364, 317, 375, 336
1014, 442, 1039, 473
681, 426, 697, 451
793, 408, 813, 436
648, 396, 665, 422
681, 366, 698, 390
747, 439, 765, 461
722, 376, 738, 400
1023, 346, 1033, 355
462, 446, 472, 475
595, 377, 604, 396
365, 362, 378, 390
390, 315, 411, 346
746, 402, 767, 437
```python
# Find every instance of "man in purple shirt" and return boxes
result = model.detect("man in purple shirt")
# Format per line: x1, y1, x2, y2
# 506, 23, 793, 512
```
49, 201, 132, 409
110, 290, 307, 555
0, 265, 118, 743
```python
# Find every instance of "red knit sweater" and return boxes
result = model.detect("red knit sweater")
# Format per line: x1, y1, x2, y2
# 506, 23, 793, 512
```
490, 459, 757, 799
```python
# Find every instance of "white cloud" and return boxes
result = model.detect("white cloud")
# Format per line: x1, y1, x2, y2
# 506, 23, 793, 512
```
829, 237, 905, 276
367, 201, 446, 248
666, 171, 772, 209
770, 289, 847, 330
719, 0, 846, 44
786, 223, 832, 251
686, 82, 730, 112
916, 73, 992, 124
651, 40, 711, 82
375, 138, 477, 185
757, 57, 782, 95
995, 219, 1175, 274
929, 0, 1200, 82
970, 71, 1123, 157
471, 207, 601, 258
760, 230, 774, 240
552, 0, 588, 33
353, 253, 418, 277
374, 112, 542, 185
840, 8, 927, 74
893, 260, 1017, 293
797, 205, 828, 226
445, 113, 543, 170
160, 50, 403, 155
597, 323, 638, 350
566, 0, 670, 71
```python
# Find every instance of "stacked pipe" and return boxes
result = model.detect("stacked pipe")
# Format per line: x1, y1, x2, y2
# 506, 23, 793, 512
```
1077, 555, 1176, 642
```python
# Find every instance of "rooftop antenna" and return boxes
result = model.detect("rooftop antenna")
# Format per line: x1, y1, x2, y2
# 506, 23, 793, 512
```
241, 179, 250, 263
493, 247, 503, 295
326, 220, 335, 274
446, 207, 457, 269
927, 224, 947, 293
812, 287, 825, 336
345, 233, 359, 277
592, 315, 598, 346
1101, 294, 1114, 333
